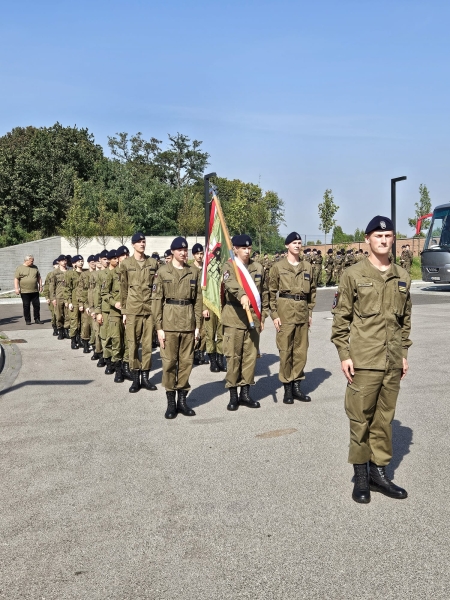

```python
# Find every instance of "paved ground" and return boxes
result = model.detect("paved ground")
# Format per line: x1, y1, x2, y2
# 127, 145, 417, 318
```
1, 288, 450, 599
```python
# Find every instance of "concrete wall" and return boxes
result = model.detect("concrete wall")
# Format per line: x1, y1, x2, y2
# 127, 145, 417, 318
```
0, 237, 62, 294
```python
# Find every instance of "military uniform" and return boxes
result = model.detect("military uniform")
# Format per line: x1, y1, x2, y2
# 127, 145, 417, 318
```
50, 268, 70, 338
77, 268, 92, 352
95, 268, 113, 363
102, 262, 127, 382
333, 252, 344, 284
88, 268, 102, 358
324, 251, 334, 286
401, 248, 413, 274
43, 267, 58, 334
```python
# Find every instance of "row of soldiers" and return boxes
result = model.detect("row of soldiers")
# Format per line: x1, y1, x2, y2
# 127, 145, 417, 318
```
42, 230, 315, 419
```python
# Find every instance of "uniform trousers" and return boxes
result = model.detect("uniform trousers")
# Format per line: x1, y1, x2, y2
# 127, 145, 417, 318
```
205, 312, 223, 354
325, 268, 333, 286
160, 331, 195, 391
48, 302, 56, 326
223, 325, 259, 388
107, 315, 125, 362
90, 318, 103, 353
99, 312, 112, 359
55, 299, 70, 329
276, 322, 309, 383
80, 310, 91, 341
125, 313, 153, 370
68, 307, 81, 337
345, 368, 401, 467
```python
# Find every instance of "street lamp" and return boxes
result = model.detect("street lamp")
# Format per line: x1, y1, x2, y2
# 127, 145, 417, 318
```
204, 172, 217, 248
391, 176, 407, 259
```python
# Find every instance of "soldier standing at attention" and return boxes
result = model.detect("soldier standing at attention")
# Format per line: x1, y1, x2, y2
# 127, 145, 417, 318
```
331, 216, 410, 504
65, 255, 85, 349
269, 232, 316, 404
88, 254, 102, 361
333, 250, 344, 284
50, 255, 69, 340
316, 249, 323, 286
404, 244, 413, 274
324, 249, 335, 286
94, 249, 112, 368
153, 237, 202, 419
77, 255, 95, 354
115, 246, 132, 381
120, 232, 159, 394
221, 234, 269, 411
164, 249, 172, 264
191, 243, 209, 366
43, 259, 59, 335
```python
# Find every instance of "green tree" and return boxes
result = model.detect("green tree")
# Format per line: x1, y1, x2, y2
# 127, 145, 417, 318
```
332, 225, 353, 244
109, 199, 135, 245
408, 183, 432, 236
250, 197, 271, 253
59, 178, 96, 253
177, 191, 205, 239
95, 199, 114, 248
318, 189, 339, 245
354, 228, 365, 242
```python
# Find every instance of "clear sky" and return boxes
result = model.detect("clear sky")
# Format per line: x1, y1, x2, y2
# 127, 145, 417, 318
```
1, 0, 449, 238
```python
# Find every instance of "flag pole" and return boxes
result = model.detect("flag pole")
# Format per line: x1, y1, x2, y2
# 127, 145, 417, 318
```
212, 190, 255, 330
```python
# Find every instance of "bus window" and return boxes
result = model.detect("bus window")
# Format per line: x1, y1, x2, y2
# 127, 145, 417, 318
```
425, 206, 450, 249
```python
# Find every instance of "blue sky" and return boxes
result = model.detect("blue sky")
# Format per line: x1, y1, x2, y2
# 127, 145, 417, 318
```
1, 0, 449, 237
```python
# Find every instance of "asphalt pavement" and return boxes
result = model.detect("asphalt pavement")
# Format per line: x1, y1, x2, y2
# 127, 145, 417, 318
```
1, 287, 450, 599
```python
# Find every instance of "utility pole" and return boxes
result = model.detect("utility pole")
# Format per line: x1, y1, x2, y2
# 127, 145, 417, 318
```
204, 172, 217, 250
391, 176, 407, 259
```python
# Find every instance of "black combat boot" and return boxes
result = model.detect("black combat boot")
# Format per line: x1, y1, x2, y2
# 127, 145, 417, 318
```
177, 390, 196, 416
58, 328, 65, 340
283, 382, 294, 404
352, 464, 371, 504
216, 354, 227, 372
129, 370, 141, 393
202, 352, 209, 365
209, 353, 220, 373
77, 333, 83, 350
114, 361, 124, 383
104, 358, 115, 375
239, 385, 260, 408
64, 328, 70, 339
91, 351, 100, 361
97, 353, 106, 368
82, 340, 90, 354
70, 336, 79, 350
197, 350, 205, 365
369, 462, 408, 499
165, 391, 177, 419
227, 387, 239, 411
193, 350, 201, 365
141, 370, 157, 391
292, 380, 311, 402
35, 319, 43, 324
122, 361, 133, 381
52, 325, 58, 336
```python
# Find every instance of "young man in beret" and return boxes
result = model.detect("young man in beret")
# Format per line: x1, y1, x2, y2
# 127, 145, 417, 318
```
87, 254, 103, 360
76, 254, 95, 353
331, 216, 411, 503
43, 259, 60, 335
221, 234, 269, 411
191, 243, 209, 365
94, 249, 112, 367
120, 232, 159, 393
333, 250, 344, 285
153, 236, 203, 419
50, 255, 70, 340
324, 249, 335, 287
269, 232, 316, 404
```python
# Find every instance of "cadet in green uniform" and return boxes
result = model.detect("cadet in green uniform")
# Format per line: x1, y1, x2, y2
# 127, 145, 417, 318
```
100, 249, 125, 381
88, 254, 102, 361
331, 215, 411, 504
153, 236, 203, 419
120, 232, 159, 393
76, 255, 95, 353
191, 243, 209, 366
316, 249, 324, 286
164, 249, 172, 264
43, 259, 59, 335
95, 249, 112, 368
221, 234, 269, 411
65, 255, 84, 349
324, 249, 334, 286
403, 244, 413, 274
333, 251, 344, 284
115, 246, 132, 381
269, 232, 316, 404
50, 255, 70, 339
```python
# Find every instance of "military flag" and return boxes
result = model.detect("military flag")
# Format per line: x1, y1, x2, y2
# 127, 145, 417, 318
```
202, 194, 228, 317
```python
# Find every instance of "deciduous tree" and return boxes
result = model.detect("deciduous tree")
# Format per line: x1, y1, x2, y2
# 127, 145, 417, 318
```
318, 189, 339, 245
408, 184, 432, 236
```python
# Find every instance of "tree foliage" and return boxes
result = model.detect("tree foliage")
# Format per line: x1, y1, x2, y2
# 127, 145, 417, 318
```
177, 190, 204, 238
318, 189, 339, 245
408, 183, 432, 236
59, 178, 96, 252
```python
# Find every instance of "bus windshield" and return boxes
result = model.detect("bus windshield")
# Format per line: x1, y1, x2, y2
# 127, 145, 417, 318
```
424, 206, 450, 250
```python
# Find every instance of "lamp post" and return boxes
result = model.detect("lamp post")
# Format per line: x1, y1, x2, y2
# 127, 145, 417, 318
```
391, 176, 407, 260
204, 172, 217, 249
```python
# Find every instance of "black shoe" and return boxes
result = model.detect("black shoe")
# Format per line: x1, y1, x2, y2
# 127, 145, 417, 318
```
165, 391, 177, 419
197, 350, 205, 365
292, 380, 311, 402
193, 350, 201, 365
114, 361, 124, 383
177, 390, 196, 416
239, 385, 260, 408
76, 333, 82, 349
217, 353, 227, 372
122, 361, 133, 381
104, 358, 115, 375
97, 355, 106, 368
82, 340, 91, 354
91, 352, 100, 361
227, 387, 239, 411
352, 464, 371, 504
64, 328, 70, 339
209, 353, 220, 373
70, 336, 79, 350
283, 382, 294, 404
52, 326, 58, 336
202, 352, 210, 365
129, 370, 141, 393
141, 370, 157, 391
34, 319, 43, 324
26, 321, 32, 325
57, 328, 65, 340
369, 462, 408, 499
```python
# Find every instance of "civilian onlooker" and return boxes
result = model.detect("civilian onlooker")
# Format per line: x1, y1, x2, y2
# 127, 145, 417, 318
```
14, 255, 43, 325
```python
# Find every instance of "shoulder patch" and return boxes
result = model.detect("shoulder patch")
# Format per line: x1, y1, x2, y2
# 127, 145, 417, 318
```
152, 284, 157, 292
398, 281, 407, 293
304, 273, 310, 280
332, 291, 339, 309
223, 271, 230, 281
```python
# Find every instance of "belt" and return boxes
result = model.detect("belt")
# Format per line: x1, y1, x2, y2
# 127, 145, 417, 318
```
279, 293, 307, 301
226, 301, 242, 307
165, 298, 193, 306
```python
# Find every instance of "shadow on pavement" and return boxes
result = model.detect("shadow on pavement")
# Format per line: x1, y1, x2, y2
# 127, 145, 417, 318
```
0, 379, 95, 397
303, 367, 333, 395
0, 315, 22, 328
388, 419, 413, 478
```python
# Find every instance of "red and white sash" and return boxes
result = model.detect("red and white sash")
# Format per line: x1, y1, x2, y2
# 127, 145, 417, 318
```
234, 257, 261, 320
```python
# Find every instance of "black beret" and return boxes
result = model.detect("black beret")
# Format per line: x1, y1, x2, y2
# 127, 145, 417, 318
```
117, 245, 129, 256
274, 251, 280, 255
87, 255, 95, 262
94, 253, 100, 261
52, 259, 59, 265
171, 236, 188, 250
107, 249, 118, 260
99, 249, 109, 259
72, 255, 83, 263
336, 251, 341, 255
318, 250, 322, 254
56, 254, 66, 262
284, 231, 302, 245
131, 232, 146, 244
347, 250, 352, 254
151, 252, 160, 259
365, 215, 394, 235
164, 249, 172, 258
304, 248, 311, 253
231, 234, 252, 247
192, 243, 204, 254
327, 249, 333, 254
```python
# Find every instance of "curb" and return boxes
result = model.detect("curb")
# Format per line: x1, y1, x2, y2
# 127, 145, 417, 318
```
0, 332, 22, 396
